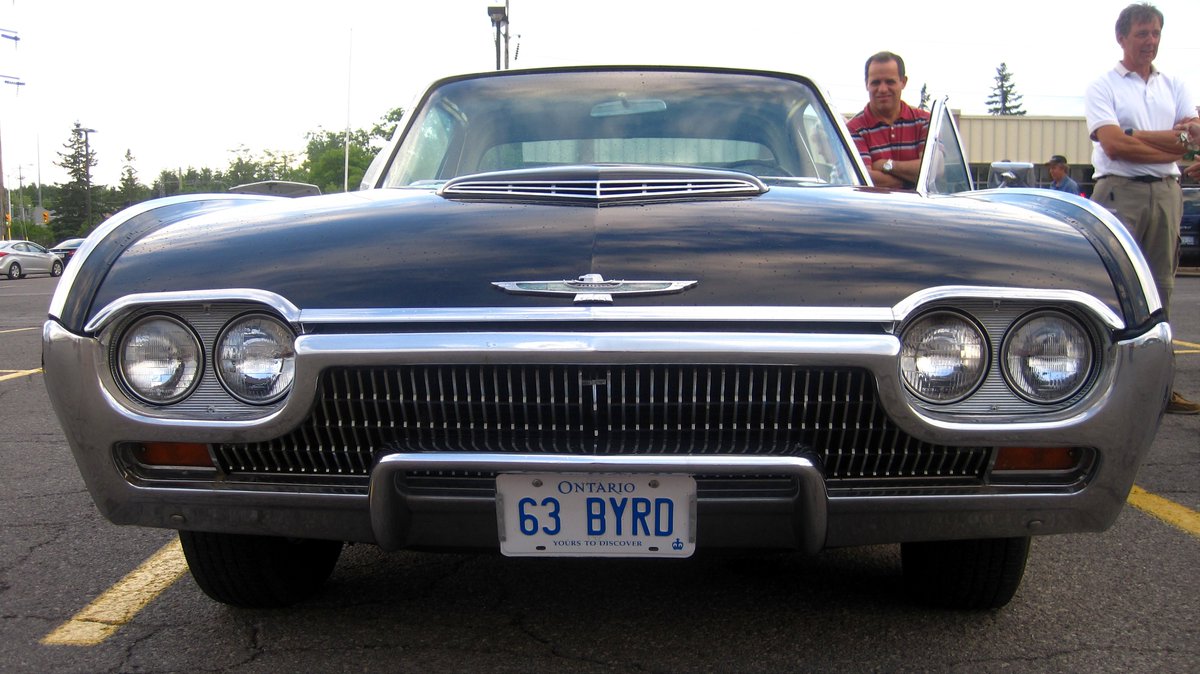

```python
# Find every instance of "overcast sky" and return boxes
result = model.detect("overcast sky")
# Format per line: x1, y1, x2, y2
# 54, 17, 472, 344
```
2, 0, 1199, 188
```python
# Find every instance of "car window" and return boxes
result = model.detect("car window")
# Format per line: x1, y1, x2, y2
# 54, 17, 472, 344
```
918, 99, 973, 195
380, 70, 863, 188
478, 138, 778, 172
1183, 190, 1200, 215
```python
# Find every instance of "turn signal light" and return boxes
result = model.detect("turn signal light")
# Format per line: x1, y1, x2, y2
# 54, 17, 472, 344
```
135, 442, 214, 467
993, 446, 1081, 472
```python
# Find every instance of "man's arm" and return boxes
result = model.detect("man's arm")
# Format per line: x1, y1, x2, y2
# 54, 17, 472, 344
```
865, 159, 918, 188
1094, 125, 1185, 163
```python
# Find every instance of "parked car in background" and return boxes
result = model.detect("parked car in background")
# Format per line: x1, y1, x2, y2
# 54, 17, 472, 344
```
50, 238, 87, 265
1181, 188, 1199, 267
43, 66, 1173, 612
1, 240, 63, 279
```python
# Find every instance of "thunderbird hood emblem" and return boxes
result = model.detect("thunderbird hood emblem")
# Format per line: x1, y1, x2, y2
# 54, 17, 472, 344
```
493, 274, 698, 303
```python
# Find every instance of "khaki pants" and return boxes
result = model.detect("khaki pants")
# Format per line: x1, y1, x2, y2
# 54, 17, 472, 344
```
1091, 176, 1182, 315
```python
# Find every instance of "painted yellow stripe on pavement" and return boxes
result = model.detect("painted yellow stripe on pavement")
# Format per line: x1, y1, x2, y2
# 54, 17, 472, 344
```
0, 327, 39, 334
0, 368, 42, 382
42, 539, 188, 646
1128, 485, 1200, 538
1174, 339, 1200, 350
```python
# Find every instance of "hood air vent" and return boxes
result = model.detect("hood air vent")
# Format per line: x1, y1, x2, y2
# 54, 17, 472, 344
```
439, 165, 768, 206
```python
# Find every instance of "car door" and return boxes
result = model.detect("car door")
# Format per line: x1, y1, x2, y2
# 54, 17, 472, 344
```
916, 98, 974, 196
15, 242, 51, 273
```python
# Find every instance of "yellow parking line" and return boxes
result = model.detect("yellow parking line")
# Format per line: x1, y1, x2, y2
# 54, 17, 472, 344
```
1128, 486, 1200, 538
0, 368, 42, 382
1174, 339, 1200, 350
0, 327, 39, 334
41, 539, 188, 646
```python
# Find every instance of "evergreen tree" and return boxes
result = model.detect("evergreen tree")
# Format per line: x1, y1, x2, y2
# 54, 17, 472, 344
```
118, 149, 147, 209
986, 63, 1026, 116
52, 122, 98, 238
918, 84, 930, 111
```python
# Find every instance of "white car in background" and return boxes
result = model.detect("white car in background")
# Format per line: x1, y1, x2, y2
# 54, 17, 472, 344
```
0, 240, 64, 280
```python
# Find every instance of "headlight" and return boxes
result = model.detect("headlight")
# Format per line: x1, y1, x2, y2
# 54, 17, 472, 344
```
1002, 311, 1093, 404
215, 314, 295, 404
900, 311, 988, 404
118, 315, 203, 405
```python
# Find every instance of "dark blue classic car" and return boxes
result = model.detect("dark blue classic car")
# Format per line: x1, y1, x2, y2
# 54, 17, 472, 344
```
44, 66, 1173, 610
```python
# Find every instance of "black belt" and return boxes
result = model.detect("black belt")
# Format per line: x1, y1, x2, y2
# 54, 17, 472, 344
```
1105, 175, 1177, 183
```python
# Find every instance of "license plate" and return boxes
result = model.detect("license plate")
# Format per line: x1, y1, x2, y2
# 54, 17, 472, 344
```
496, 473, 696, 557
1183, 235, 1196, 246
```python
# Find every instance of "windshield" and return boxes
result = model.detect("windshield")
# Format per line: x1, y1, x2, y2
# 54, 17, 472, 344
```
380, 69, 862, 188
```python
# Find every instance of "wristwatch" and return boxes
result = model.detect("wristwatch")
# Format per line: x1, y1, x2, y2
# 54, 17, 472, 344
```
881, 158, 894, 173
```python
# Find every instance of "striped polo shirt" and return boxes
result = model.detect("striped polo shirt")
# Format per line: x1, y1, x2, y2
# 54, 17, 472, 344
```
845, 101, 931, 168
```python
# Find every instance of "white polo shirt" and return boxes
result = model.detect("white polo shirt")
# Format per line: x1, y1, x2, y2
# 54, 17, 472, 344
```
1084, 62, 1195, 178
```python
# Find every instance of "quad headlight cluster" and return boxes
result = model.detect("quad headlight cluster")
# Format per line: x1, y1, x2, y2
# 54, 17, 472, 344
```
117, 312, 295, 406
900, 309, 1095, 406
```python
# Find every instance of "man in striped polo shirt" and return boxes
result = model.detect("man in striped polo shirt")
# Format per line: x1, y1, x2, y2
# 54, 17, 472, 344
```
846, 51, 931, 190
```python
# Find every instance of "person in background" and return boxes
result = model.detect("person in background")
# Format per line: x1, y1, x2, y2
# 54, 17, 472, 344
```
1085, 2, 1199, 414
1045, 155, 1082, 195
846, 51, 931, 190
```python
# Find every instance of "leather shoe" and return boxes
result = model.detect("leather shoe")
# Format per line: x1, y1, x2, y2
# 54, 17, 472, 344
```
1166, 391, 1200, 415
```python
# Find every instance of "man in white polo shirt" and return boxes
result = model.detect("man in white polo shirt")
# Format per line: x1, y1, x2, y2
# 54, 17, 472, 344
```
1085, 1, 1199, 414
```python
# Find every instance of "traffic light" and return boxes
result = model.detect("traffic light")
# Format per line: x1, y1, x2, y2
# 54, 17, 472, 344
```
42, 211, 50, 224
4, 212, 9, 224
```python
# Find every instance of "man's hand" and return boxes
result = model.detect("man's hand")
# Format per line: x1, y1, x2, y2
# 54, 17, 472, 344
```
1175, 120, 1200, 148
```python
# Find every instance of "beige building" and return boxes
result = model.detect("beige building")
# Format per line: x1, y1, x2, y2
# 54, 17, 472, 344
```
956, 114, 1094, 191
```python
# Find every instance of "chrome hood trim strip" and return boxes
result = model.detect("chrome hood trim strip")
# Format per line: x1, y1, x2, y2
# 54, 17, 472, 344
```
84, 289, 302, 333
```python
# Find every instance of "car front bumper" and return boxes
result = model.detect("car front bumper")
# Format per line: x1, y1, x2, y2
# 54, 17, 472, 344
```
43, 315, 1174, 552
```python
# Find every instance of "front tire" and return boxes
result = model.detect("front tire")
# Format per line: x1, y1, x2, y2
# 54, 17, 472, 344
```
901, 537, 1030, 609
51, 260, 63, 277
7, 262, 21, 280
178, 531, 343, 608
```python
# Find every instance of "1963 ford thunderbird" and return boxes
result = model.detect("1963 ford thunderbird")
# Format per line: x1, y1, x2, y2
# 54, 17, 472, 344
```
43, 66, 1173, 609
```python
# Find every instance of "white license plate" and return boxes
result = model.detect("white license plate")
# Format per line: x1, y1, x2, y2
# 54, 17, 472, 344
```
496, 473, 696, 557
1183, 235, 1196, 246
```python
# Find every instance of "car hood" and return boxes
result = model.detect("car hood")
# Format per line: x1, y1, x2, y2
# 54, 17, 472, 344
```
83, 186, 1118, 320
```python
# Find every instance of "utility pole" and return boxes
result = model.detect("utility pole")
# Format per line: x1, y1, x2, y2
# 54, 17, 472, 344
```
80, 127, 97, 229
2, 27, 23, 239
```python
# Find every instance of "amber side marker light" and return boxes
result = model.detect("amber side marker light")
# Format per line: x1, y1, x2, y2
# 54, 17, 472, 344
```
136, 442, 214, 468
993, 446, 1081, 471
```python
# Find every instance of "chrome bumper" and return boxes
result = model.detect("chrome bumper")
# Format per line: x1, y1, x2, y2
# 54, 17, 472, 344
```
42, 319, 1174, 550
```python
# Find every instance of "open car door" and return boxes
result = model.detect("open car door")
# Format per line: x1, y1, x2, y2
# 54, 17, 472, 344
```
916, 98, 974, 195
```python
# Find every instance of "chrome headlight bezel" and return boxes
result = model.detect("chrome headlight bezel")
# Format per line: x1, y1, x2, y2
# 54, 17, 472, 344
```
1001, 310, 1096, 405
899, 310, 990, 405
214, 312, 296, 405
116, 313, 204, 406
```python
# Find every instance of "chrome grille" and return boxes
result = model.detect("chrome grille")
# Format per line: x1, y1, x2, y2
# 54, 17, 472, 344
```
439, 177, 765, 204
213, 365, 991, 485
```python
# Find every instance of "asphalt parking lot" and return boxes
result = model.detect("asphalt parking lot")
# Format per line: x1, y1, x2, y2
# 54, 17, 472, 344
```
1, 274, 1196, 673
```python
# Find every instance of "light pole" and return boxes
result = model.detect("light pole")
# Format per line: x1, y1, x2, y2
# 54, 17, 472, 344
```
1, 74, 24, 239
80, 126, 96, 229
1, 27, 21, 238
487, 4, 509, 71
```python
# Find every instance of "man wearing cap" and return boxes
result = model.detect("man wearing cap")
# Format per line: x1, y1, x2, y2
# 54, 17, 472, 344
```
1045, 155, 1081, 194
1085, 2, 1199, 414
